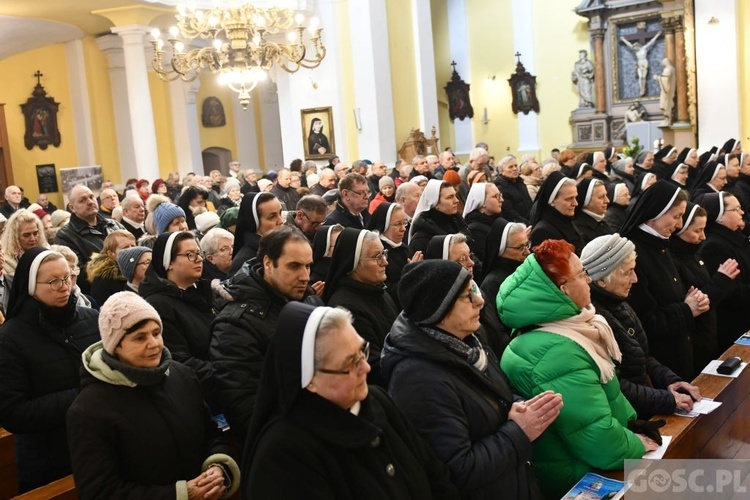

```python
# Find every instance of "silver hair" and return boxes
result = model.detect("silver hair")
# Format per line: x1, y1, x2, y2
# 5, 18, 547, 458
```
313, 307, 355, 370
599, 251, 637, 284
199, 227, 235, 255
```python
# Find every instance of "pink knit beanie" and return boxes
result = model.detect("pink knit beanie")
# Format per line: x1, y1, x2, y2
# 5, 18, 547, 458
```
99, 292, 163, 354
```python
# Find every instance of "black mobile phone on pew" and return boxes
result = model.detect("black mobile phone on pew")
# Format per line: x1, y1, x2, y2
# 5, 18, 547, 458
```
717, 356, 742, 375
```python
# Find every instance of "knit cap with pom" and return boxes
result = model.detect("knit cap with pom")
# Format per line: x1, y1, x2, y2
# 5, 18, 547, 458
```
147, 194, 186, 235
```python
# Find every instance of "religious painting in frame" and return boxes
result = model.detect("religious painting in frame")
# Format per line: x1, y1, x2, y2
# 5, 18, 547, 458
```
444, 62, 474, 122
20, 72, 61, 150
508, 60, 539, 115
610, 14, 665, 104
301, 107, 335, 160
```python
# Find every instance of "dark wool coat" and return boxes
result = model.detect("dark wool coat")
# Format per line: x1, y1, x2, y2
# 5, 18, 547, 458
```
87, 254, 127, 306
380, 239, 409, 309
700, 224, 750, 349
324, 201, 370, 229
726, 173, 750, 234
590, 285, 681, 419
245, 387, 460, 499
326, 276, 399, 387
572, 212, 614, 247
381, 314, 540, 500
494, 175, 532, 222
67, 360, 231, 499
671, 237, 735, 365
465, 210, 501, 263
408, 208, 471, 256
270, 184, 301, 211
626, 229, 696, 379
209, 263, 323, 449
529, 208, 584, 255
139, 267, 216, 393
604, 203, 628, 233
119, 219, 145, 241
229, 231, 260, 275
0, 300, 99, 491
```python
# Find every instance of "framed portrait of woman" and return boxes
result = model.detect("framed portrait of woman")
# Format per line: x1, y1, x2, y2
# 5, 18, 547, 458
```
301, 107, 335, 160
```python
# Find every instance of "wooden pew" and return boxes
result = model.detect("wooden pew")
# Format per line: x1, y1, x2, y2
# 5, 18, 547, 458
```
0, 428, 18, 499
12, 476, 75, 500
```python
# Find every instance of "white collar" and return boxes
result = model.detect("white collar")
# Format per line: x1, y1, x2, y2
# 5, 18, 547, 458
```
122, 216, 144, 229
638, 222, 669, 239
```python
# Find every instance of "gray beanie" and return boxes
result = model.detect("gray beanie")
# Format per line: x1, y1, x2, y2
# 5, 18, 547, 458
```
153, 202, 185, 234
580, 233, 635, 282
117, 246, 152, 283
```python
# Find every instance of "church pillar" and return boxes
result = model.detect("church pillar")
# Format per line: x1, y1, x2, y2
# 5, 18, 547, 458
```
110, 25, 160, 182
168, 78, 204, 177
65, 39, 96, 166
673, 17, 689, 123
592, 28, 606, 114
412, 0, 440, 140
446, 0, 473, 154
662, 17, 676, 67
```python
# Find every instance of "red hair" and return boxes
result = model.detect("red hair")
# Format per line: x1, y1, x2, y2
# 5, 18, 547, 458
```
533, 239, 575, 286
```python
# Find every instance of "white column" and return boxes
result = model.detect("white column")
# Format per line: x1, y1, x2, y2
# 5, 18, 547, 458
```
95, 34, 138, 183
110, 25, 160, 182
512, 0, 540, 154
349, 0, 397, 162
695, 0, 740, 149
231, 87, 262, 170
259, 79, 284, 170
169, 78, 204, 176
65, 39, 96, 166
412, 0, 440, 139
446, 0, 473, 154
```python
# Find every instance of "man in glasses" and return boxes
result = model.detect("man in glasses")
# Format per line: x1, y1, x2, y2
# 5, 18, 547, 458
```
324, 173, 372, 229
287, 195, 327, 243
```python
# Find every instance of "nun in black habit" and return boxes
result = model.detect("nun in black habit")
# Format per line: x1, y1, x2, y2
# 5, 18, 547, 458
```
242, 302, 459, 500
604, 182, 631, 232
310, 224, 343, 283
229, 192, 281, 274
689, 161, 727, 202
572, 178, 614, 246
621, 180, 708, 379
528, 171, 584, 254
654, 160, 689, 189
368, 202, 411, 307
323, 228, 399, 386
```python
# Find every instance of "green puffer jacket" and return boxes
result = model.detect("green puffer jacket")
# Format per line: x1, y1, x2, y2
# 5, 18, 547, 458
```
497, 255, 645, 499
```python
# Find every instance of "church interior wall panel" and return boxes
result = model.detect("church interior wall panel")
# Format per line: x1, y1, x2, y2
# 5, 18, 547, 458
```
195, 73, 238, 164
148, 71, 177, 180
336, 0, 359, 162
737, 0, 750, 147
430, 0, 455, 152
0, 43, 79, 208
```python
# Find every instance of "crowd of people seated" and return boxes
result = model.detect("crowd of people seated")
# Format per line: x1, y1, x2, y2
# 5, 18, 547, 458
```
0, 140, 746, 499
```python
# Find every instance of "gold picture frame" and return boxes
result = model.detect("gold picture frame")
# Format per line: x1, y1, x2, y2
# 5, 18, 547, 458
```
301, 106, 335, 160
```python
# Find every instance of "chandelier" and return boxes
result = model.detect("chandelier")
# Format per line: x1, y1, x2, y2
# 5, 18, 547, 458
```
150, 2, 326, 109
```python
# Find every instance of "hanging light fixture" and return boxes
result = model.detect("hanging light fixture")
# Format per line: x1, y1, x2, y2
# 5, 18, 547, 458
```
150, 2, 326, 109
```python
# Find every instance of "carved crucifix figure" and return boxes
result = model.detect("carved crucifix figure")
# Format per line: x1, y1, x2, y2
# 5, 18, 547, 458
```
620, 30, 661, 96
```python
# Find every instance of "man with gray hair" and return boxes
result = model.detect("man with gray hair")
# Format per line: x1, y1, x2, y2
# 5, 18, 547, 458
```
228, 160, 241, 178
410, 155, 430, 179
270, 168, 301, 210
434, 151, 456, 180
395, 181, 423, 245
0, 185, 25, 219
311, 168, 336, 196
120, 194, 146, 240
201, 227, 235, 281
98, 188, 120, 219
287, 195, 327, 242
367, 161, 387, 200
324, 173, 371, 228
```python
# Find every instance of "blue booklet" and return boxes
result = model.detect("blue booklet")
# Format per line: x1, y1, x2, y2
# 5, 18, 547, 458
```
561, 472, 627, 499
735, 332, 750, 346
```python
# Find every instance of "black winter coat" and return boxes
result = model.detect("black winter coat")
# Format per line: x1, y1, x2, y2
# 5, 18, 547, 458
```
0, 300, 99, 491
572, 212, 613, 246
529, 208, 584, 255
700, 224, 750, 349
494, 176, 532, 222
324, 201, 370, 229
590, 285, 681, 419
408, 208, 471, 256
726, 173, 750, 234
229, 231, 260, 275
67, 355, 231, 499
245, 387, 460, 499
465, 211, 501, 263
326, 277, 399, 387
604, 203, 628, 233
381, 314, 539, 500
626, 229, 696, 379
671, 237, 734, 365
209, 263, 323, 449
139, 267, 216, 394
381, 238, 409, 309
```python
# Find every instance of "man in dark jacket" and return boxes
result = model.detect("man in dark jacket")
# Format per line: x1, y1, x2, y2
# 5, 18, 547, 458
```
209, 227, 323, 450
494, 157, 532, 222
120, 195, 146, 240
324, 173, 371, 229
310, 168, 336, 196
0, 185, 26, 219
56, 185, 125, 293
286, 195, 327, 243
270, 168, 301, 211
366, 161, 387, 201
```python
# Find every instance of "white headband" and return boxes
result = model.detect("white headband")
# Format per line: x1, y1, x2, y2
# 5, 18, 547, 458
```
649, 187, 681, 221
351, 230, 368, 272
641, 173, 655, 190
709, 163, 725, 182
162, 231, 181, 271
548, 177, 574, 205
497, 223, 517, 256
614, 183, 629, 200
584, 180, 600, 207
28, 250, 56, 296
675, 203, 700, 236
300, 307, 334, 388
251, 193, 261, 228
442, 234, 455, 260
671, 163, 687, 182
384, 203, 397, 231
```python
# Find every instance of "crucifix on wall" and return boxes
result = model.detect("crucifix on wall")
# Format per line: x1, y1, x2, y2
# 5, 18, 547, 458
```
619, 22, 662, 97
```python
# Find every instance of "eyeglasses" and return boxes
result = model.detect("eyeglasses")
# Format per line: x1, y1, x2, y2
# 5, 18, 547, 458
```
488, 193, 503, 201
37, 274, 73, 291
460, 281, 483, 304
300, 211, 326, 229
317, 341, 370, 375
390, 221, 407, 229
456, 253, 475, 266
137, 260, 152, 267
726, 207, 743, 213
361, 249, 389, 265
176, 251, 203, 263
348, 188, 371, 199
217, 245, 233, 254
507, 242, 531, 253
70, 266, 81, 277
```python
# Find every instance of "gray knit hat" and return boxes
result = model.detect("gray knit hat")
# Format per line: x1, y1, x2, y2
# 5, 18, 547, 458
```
398, 260, 472, 325
580, 233, 635, 282
153, 202, 185, 234
117, 246, 152, 283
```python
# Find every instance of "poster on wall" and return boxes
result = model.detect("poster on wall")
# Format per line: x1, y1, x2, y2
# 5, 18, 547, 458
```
36, 164, 58, 194
60, 166, 103, 205
301, 107, 335, 160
